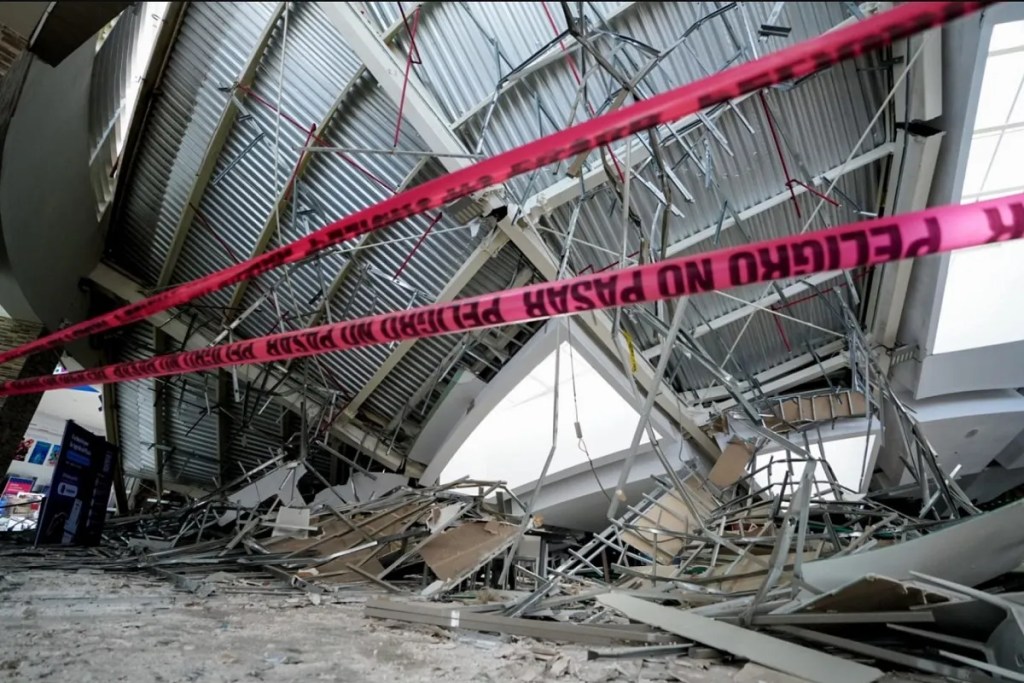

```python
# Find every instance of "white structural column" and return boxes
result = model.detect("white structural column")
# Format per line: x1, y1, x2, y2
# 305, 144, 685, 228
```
88, 264, 423, 476
867, 29, 944, 372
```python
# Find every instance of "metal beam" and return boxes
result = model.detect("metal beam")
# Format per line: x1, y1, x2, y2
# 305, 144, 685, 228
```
517, 3, 885, 222
691, 271, 840, 339
685, 340, 846, 402
88, 263, 421, 476
712, 352, 850, 414
156, 2, 286, 288
336, 228, 514, 423
665, 143, 895, 258
449, 1, 641, 129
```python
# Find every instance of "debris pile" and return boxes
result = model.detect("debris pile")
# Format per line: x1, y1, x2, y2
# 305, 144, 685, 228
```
364, 466, 1024, 682
3, 435, 1023, 681
0, 464, 559, 600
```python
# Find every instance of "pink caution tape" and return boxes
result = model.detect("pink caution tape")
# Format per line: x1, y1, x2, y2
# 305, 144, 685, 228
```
0, 2, 989, 368
3, 194, 1023, 397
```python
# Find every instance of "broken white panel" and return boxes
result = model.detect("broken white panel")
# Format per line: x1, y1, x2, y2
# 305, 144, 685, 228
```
217, 462, 307, 525
270, 507, 312, 539
309, 484, 352, 509
426, 503, 467, 534
351, 472, 407, 503
801, 498, 1024, 593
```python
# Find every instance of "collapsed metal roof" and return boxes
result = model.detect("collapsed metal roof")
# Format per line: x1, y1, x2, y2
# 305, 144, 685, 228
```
93, 2, 897, 488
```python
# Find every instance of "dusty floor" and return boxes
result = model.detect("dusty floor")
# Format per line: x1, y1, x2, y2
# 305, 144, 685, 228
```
0, 569, 752, 683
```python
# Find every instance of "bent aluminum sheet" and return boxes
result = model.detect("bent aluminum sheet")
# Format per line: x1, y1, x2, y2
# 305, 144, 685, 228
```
598, 593, 882, 683
802, 499, 1024, 593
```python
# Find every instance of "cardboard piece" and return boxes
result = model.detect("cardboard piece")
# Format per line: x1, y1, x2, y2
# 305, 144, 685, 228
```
708, 440, 754, 488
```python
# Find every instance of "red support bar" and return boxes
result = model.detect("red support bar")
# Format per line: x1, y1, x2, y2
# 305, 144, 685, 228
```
393, 212, 443, 280
759, 91, 802, 219
393, 6, 422, 148
788, 178, 841, 207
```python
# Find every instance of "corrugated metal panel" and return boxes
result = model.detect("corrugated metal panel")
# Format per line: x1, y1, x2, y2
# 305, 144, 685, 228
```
113, 2, 278, 286
171, 2, 366, 311
114, 324, 158, 479
103, 1, 894, 467
362, 244, 529, 421
161, 374, 219, 487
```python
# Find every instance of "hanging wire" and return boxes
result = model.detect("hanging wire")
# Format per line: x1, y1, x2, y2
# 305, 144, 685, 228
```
566, 321, 612, 501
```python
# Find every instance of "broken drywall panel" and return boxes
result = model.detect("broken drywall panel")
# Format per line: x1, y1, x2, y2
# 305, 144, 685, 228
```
218, 463, 307, 525
351, 472, 408, 502
309, 484, 352, 509
270, 507, 312, 539
419, 520, 521, 594
597, 593, 883, 683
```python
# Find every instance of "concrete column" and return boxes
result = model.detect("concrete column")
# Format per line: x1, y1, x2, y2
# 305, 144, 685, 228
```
0, 318, 59, 477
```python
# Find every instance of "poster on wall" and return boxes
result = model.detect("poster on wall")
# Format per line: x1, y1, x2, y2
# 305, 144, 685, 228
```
13, 438, 33, 462
27, 441, 52, 465
1, 475, 37, 519
34, 421, 117, 547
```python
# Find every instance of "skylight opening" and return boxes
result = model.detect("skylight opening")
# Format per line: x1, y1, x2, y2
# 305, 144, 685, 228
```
440, 340, 661, 490
934, 19, 1024, 355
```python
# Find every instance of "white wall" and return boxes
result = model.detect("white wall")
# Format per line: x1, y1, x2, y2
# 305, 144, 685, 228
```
4, 387, 106, 488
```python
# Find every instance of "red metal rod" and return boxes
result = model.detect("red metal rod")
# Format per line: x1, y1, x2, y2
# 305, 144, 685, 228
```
284, 124, 317, 203
772, 311, 793, 352
788, 177, 841, 207
759, 91, 802, 219
393, 212, 443, 280
393, 6, 422, 148
541, 0, 626, 182
397, 2, 422, 64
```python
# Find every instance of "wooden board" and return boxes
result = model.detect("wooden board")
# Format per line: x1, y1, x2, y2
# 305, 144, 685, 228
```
620, 477, 716, 561
419, 520, 520, 581
708, 440, 754, 488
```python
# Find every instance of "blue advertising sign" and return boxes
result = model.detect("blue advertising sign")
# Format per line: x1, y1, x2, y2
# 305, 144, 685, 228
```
34, 421, 117, 546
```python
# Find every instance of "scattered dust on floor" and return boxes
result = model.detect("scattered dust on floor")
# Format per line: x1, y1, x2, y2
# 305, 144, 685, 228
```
0, 570, 744, 683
